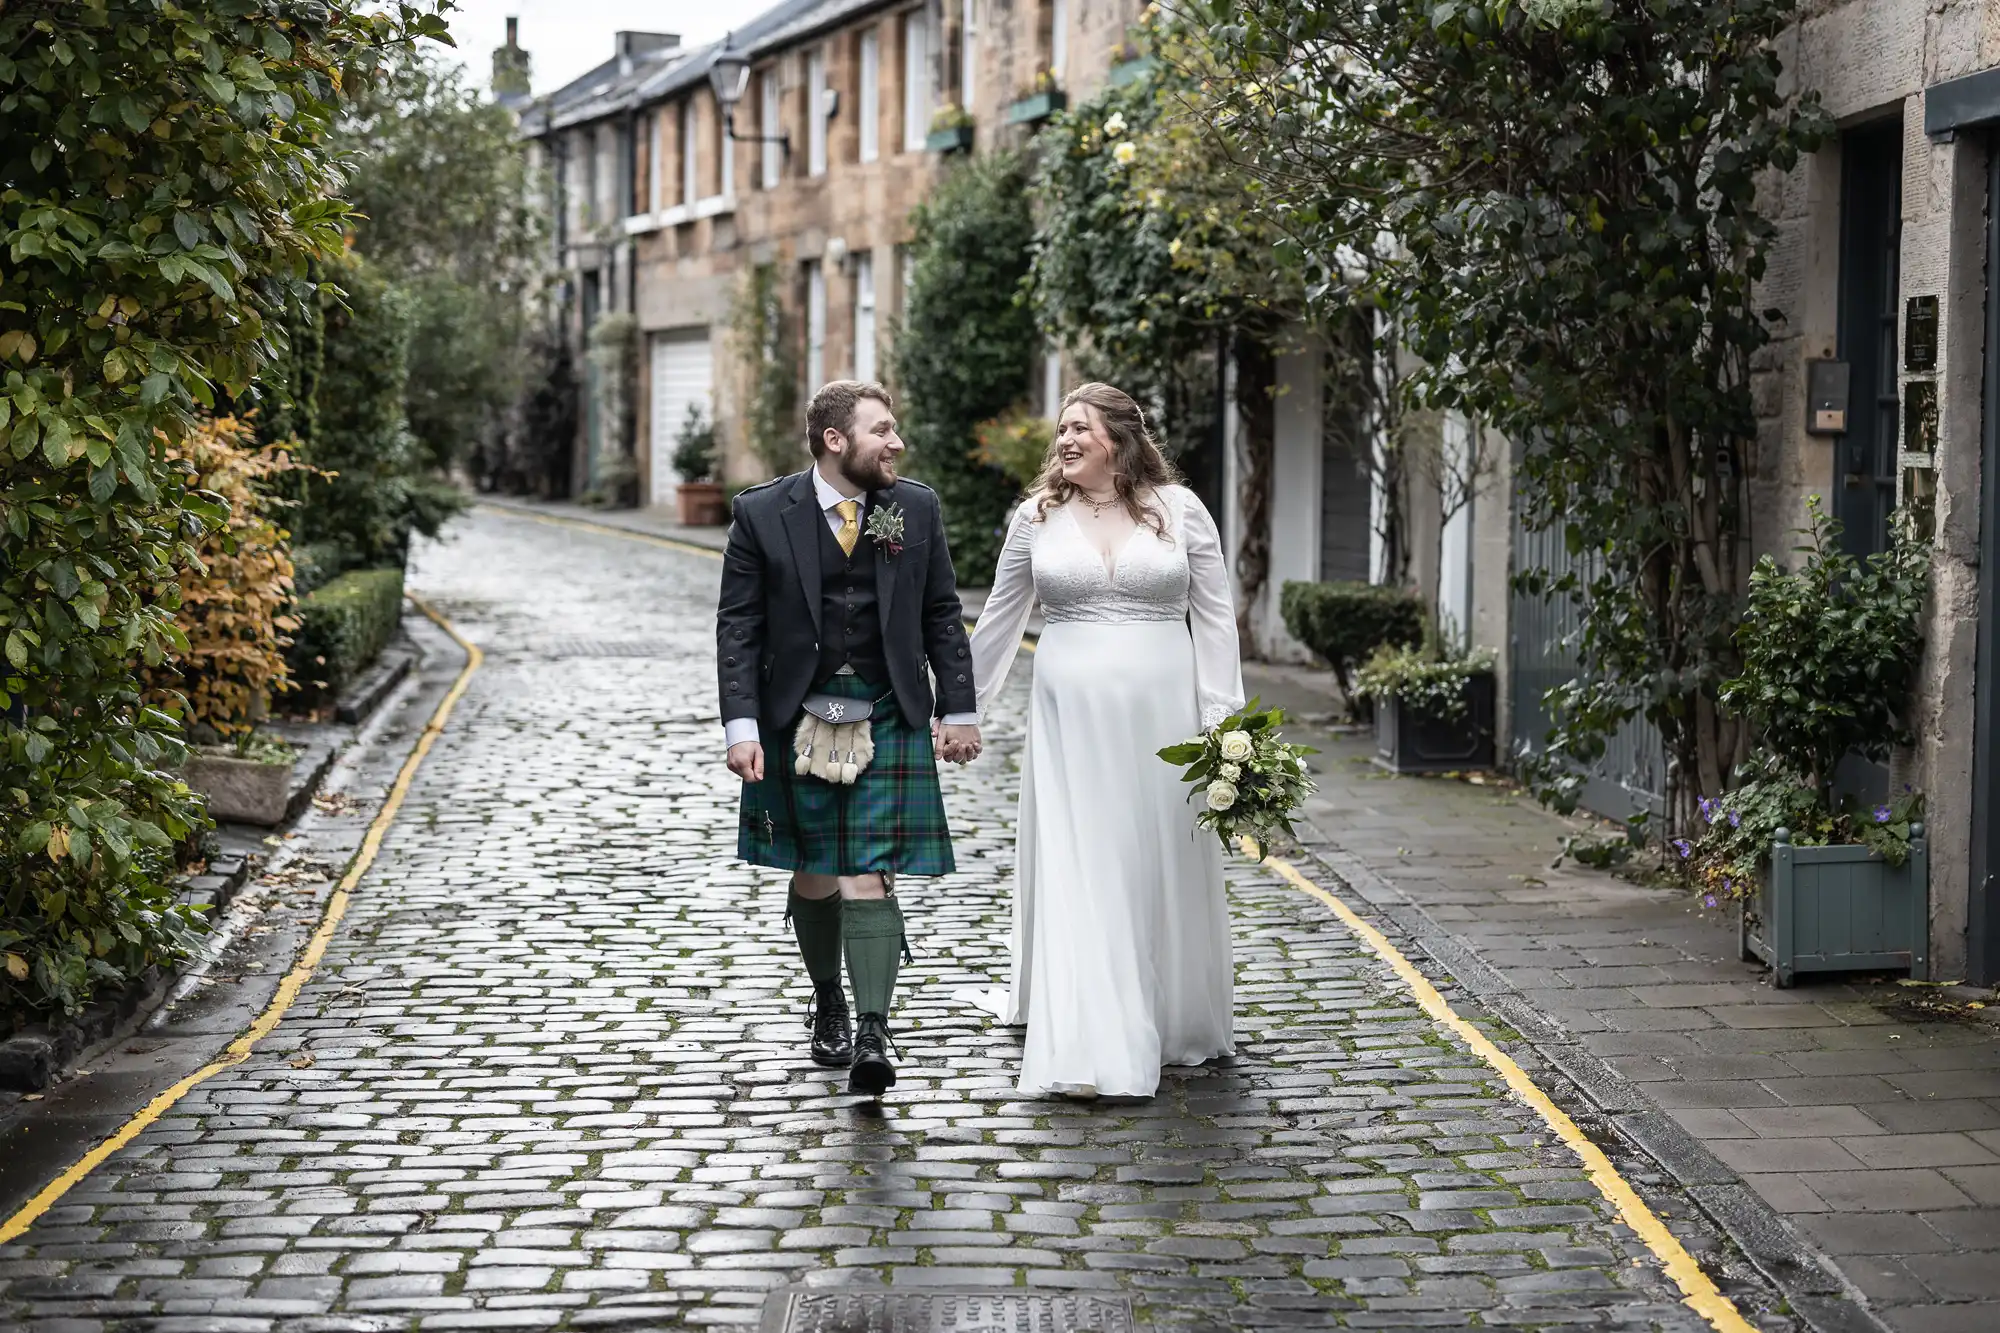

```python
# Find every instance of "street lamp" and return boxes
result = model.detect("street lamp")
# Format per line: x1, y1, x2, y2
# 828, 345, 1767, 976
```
709, 35, 788, 155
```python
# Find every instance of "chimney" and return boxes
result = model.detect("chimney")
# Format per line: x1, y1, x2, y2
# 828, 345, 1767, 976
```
491, 15, 531, 99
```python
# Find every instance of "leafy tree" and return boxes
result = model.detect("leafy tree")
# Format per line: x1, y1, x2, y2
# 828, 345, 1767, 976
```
0, 0, 442, 1017
895, 150, 1040, 578
1197, 0, 1830, 830
338, 49, 546, 472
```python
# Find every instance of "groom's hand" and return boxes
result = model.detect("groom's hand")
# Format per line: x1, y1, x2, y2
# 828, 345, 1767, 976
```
726, 740, 765, 782
938, 724, 982, 765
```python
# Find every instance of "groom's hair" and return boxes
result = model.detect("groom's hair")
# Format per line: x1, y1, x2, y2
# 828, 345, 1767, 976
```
806, 380, 894, 457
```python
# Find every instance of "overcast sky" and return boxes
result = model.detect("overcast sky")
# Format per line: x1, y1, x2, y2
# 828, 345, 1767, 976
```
435, 0, 771, 97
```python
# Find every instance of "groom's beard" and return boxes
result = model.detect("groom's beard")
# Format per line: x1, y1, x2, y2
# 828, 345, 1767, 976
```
839, 449, 896, 492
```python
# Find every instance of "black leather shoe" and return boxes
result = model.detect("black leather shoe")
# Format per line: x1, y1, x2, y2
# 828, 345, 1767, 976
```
849, 1013, 897, 1096
807, 983, 853, 1067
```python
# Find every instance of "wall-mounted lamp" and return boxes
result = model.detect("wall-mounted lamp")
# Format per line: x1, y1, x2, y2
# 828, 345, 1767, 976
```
709, 34, 790, 155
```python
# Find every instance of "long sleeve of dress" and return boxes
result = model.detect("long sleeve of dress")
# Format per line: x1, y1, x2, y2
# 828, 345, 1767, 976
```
1181, 490, 1246, 731
968, 503, 1039, 722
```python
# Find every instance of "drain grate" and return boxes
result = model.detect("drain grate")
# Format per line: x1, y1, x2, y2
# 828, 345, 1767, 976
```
761, 1289, 1137, 1333
534, 637, 679, 658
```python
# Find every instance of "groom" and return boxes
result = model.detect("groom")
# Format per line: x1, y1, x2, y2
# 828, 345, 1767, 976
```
717, 380, 981, 1096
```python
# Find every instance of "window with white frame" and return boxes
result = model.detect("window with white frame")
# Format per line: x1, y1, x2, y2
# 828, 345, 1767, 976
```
680, 100, 697, 206
960, 0, 976, 111
805, 260, 827, 390
859, 28, 880, 164
760, 72, 782, 189
807, 47, 828, 177
902, 9, 930, 151
854, 253, 877, 383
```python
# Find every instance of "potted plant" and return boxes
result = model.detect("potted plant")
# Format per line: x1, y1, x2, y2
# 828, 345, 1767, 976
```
1355, 637, 1498, 774
926, 104, 975, 154
671, 404, 727, 526
183, 731, 303, 827
1686, 499, 1931, 986
1006, 70, 1067, 125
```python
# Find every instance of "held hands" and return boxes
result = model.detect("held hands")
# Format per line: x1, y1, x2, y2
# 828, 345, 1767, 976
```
933, 721, 982, 765
726, 740, 765, 782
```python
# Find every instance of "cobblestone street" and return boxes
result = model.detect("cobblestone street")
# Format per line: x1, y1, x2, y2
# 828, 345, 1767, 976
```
0, 509, 1803, 1331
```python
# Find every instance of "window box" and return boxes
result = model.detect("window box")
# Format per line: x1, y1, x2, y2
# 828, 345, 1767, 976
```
1739, 827, 1930, 988
926, 124, 975, 154
1005, 89, 1067, 125
1372, 671, 1496, 774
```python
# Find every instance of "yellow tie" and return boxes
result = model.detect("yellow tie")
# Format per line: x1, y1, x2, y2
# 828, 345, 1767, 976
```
834, 499, 860, 557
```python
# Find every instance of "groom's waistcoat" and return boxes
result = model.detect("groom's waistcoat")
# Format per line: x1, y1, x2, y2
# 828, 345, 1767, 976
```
814, 513, 888, 686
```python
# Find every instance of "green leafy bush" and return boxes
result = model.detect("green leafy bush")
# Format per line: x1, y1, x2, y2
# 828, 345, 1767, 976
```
1679, 755, 1925, 902
1719, 498, 1929, 805
1279, 581, 1424, 718
895, 151, 1040, 579
672, 406, 719, 484
287, 569, 407, 713
0, 1, 438, 1019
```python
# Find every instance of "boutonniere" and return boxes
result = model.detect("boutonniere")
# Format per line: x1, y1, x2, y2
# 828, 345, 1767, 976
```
864, 502, 906, 555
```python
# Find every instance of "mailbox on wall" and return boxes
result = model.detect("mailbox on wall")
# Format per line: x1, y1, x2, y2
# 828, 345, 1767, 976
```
1806, 359, 1850, 435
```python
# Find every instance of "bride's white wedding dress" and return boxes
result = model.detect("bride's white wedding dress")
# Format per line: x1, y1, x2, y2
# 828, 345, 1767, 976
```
968, 485, 1245, 1097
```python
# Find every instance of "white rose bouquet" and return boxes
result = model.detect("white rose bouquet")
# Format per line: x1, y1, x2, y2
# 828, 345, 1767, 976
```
1157, 699, 1317, 855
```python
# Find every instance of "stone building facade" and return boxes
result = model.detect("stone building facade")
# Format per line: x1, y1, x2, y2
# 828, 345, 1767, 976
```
1749, 0, 2000, 980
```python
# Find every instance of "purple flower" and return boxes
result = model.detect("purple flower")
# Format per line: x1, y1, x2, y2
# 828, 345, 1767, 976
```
1703, 894, 1718, 908
1728, 810, 1740, 828
1874, 805, 1892, 823
1699, 797, 1717, 823
1672, 838, 1692, 859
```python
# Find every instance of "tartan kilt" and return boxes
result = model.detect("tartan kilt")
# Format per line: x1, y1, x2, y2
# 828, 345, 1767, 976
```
737, 673, 955, 877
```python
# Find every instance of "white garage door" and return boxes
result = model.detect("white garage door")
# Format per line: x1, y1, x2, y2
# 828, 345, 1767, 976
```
649, 329, 714, 501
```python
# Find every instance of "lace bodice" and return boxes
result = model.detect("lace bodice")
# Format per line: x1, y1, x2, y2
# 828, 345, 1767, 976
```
968, 485, 1246, 730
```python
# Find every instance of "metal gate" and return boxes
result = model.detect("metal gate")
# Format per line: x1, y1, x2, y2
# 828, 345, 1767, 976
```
1510, 519, 1666, 823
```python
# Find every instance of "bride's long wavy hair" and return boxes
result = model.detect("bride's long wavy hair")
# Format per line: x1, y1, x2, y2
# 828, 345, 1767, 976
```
1030, 382, 1181, 537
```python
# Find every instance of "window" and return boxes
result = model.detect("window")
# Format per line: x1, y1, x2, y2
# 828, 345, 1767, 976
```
807, 47, 828, 177
648, 111, 665, 213
960, 0, 976, 110
805, 261, 827, 390
854, 253, 877, 382
859, 28, 880, 164
1049, 0, 1066, 78
680, 100, 696, 206
902, 9, 930, 151
760, 71, 782, 190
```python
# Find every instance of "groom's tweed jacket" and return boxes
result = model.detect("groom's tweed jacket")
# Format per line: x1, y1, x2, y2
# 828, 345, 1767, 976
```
716, 468, 977, 731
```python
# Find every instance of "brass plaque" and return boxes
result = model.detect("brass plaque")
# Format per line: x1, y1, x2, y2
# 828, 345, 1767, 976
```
761, 1289, 1139, 1333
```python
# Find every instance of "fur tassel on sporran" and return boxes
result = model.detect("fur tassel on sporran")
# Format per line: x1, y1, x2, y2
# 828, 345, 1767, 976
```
792, 714, 875, 785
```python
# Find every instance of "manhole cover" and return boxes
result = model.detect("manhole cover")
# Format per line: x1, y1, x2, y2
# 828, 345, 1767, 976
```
761, 1289, 1137, 1333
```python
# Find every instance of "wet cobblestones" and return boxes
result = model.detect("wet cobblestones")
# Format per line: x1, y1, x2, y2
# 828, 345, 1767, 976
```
0, 510, 1786, 1330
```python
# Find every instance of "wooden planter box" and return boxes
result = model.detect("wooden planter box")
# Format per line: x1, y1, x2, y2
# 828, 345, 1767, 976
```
676, 481, 727, 526
183, 749, 298, 826
1005, 90, 1067, 124
1372, 671, 1496, 774
926, 124, 974, 153
1739, 825, 1930, 988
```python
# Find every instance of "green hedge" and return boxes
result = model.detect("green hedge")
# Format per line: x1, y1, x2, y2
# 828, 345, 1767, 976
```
1281, 580, 1425, 719
287, 568, 406, 711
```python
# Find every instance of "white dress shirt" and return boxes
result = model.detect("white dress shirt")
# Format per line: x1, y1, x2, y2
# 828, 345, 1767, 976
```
723, 467, 979, 752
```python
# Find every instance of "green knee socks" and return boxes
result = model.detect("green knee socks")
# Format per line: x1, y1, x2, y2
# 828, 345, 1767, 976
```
842, 897, 904, 1018
788, 889, 844, 987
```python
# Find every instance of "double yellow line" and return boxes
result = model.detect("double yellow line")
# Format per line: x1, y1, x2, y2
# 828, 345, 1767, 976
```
0, 597, 482, 1245
2, 505, 1761, 1333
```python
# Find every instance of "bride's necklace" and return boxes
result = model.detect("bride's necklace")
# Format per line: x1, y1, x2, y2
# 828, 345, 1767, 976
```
1077, 488, 1121, 517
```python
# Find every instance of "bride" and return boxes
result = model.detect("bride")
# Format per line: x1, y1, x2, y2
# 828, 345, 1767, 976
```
967, 382, 1244, 1099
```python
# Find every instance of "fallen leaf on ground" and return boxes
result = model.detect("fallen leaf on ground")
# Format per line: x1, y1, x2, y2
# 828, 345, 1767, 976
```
288, 1053, 315, 1069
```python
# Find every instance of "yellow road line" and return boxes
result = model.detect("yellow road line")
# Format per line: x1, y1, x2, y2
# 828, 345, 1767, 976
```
0, 596, 483, 1246
1256, 846, 1756, 1333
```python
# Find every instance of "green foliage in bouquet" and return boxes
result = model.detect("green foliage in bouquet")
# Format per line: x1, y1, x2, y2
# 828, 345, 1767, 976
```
1158, 700, 1317, 855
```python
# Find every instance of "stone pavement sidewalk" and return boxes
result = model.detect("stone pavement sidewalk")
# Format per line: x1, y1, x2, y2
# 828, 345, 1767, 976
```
1245, 662, 2000, 1333
0, 508, 1801, 1332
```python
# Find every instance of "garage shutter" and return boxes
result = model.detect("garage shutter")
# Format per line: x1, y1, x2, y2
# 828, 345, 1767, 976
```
649, 330, 714, 501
